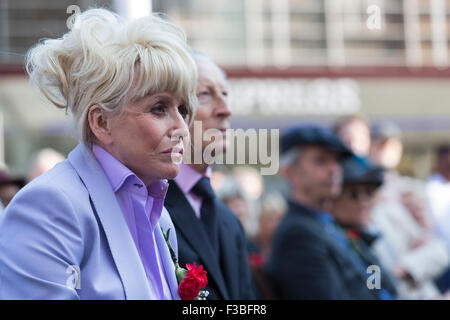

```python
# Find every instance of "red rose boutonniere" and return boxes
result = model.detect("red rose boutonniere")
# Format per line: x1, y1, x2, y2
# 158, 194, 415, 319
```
345, 228, 362, 255
161, 228, 209, 300
346, 228, 361, 241
248, 252, 265, 269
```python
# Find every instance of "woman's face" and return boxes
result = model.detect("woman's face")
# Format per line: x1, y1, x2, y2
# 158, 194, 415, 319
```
106, 92, 189, 185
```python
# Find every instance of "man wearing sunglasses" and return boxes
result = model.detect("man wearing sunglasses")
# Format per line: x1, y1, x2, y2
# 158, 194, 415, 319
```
331, 155, 397, 299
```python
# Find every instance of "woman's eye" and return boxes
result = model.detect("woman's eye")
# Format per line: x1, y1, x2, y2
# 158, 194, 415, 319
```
178, 105, 188, 119
222, 91, 228, 97
151, 104, 167, 114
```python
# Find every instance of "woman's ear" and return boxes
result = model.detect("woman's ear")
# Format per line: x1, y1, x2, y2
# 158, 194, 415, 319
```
88, 104, 114, 145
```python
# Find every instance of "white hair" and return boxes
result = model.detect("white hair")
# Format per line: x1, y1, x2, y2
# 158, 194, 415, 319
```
26, 8, 198, 145
260, 191, 287, 218
280, 147, 302, 169
216, 176, 246, 203
191, 51, 227, 79
28, 148, 66, 181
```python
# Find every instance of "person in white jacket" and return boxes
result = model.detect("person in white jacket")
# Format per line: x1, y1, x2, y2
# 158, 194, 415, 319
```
425, 145, 450, 253
369, 122, 449, 299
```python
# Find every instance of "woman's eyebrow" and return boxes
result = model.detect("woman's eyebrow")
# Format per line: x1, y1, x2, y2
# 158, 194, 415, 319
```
141, 93, 172, 104
150, 94, 187, 108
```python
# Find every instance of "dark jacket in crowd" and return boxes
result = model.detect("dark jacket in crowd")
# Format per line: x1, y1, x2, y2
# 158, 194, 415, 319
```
343, 227, 398, 298
266, 200, 393, 299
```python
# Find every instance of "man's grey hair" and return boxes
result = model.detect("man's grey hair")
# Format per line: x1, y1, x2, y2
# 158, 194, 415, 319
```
280, 147, 302, 169
191, 50, 227, 79
216, 177, 246, 203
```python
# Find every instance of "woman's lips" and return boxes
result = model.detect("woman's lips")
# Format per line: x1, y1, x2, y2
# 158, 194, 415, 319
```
162, 146, 184, 156
163, 145, 184, 164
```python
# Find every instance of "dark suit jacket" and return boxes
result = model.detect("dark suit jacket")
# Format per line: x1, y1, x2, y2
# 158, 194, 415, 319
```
351, 229, 398, 297
266, 200, 386, 300
164, 180, 254, 300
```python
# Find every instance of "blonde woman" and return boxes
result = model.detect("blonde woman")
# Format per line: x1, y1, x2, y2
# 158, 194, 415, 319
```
0, 8, 197, 299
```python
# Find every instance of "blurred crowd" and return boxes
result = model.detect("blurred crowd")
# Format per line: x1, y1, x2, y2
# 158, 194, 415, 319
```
2, 115, 450, 300
210, 115, 450, 300
0, 148, 65, 211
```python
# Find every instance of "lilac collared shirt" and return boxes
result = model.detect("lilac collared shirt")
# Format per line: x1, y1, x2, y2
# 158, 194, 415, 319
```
174, 162, 212, 219
92, 144, 172, 299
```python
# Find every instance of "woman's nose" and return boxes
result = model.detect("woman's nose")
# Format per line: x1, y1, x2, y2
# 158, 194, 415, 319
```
170, 111, 189, 140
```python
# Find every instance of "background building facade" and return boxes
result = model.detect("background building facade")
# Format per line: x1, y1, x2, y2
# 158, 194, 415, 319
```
1, 0, 450, 178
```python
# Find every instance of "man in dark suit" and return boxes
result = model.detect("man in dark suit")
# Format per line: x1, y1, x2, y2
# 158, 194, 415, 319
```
266, 125, 391, 299
164, 53, 254, 300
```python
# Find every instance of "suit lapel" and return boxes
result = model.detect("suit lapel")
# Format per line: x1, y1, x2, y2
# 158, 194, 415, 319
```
157, 208, 181, 299
165, 181, 229, 299
68, 143, 152, 300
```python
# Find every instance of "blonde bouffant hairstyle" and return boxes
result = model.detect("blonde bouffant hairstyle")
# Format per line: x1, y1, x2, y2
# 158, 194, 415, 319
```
26, 8, 198, 146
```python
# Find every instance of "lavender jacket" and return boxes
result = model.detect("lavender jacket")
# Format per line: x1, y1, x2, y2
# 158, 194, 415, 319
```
0, 143, 180, 299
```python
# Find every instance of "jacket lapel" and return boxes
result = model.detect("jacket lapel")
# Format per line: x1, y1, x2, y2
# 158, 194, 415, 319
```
67, 143, 152, 299
157, 208, 181, 299
165, 181, 230, 299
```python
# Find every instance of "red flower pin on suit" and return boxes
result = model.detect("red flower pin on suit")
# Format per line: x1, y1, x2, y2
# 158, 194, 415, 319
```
161, 228, 209, 300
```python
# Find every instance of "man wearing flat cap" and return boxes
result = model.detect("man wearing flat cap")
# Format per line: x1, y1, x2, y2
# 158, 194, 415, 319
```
266, 125, 391, 299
